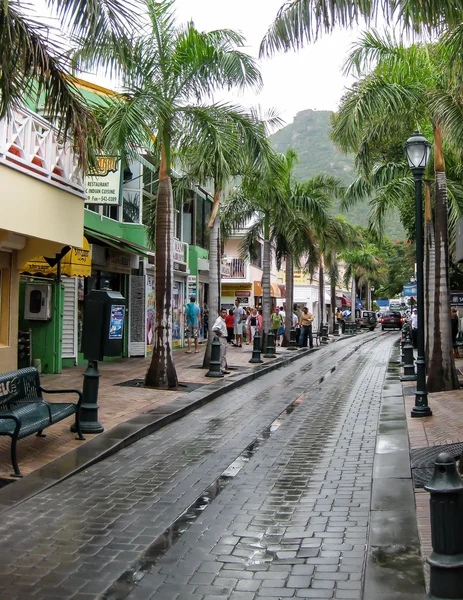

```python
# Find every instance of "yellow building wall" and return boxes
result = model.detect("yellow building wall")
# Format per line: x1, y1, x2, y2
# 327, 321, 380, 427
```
0, 251, 19, 372
0, 164, 84, 249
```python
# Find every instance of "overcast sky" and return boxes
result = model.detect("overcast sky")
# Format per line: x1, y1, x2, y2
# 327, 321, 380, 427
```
172, 0, 361, 126
34, 0, 363, 128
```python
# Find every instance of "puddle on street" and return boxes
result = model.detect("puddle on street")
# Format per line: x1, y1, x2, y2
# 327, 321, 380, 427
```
103, 393, 305, 599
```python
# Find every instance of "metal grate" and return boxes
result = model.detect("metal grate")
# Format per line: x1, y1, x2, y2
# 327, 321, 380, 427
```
114, 379, 205, 393
411, 443, 463, 488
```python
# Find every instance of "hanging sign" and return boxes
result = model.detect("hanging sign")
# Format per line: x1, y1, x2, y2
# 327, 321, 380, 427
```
85, 156, 121, 205
403, 284, 417, 297
187, 275, 197, 297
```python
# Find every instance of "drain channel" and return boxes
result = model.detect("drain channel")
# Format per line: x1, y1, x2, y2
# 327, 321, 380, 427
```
103, 394, 305, 599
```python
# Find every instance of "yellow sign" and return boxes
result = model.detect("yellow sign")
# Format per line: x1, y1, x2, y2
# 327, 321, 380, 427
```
294, 270, 309, 284
221, 282, 252, 296
85, 156, 121, 205
22, 238, 91, 277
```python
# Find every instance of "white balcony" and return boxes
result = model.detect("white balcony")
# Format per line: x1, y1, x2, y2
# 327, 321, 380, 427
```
222, 257, 247, 279
0, 106, 85, 198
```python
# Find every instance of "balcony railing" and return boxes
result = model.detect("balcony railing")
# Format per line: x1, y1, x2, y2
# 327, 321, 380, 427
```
0, 106, 85, 197
222, 257, 246, 278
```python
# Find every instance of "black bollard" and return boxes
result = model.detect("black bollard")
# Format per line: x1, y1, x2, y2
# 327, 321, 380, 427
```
71, 360, 103, 434
321, 324, 329, 345
249, 332, 263, 363
263, 330, 276, 358
401, 341, 416, 381
334, 322, 340, 337
206, 336, 224, 378
287, 327, 298, 351
425, 452, 463, 599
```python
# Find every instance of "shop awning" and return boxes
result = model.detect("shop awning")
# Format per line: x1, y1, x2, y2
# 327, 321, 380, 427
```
253, 281, 281, 298
278, 284, 286, 298
21, 237, 92, 277
84, 227, 154, 258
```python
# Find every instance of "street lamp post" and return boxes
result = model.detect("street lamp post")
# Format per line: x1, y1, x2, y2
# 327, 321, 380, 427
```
404, 131, 432, 418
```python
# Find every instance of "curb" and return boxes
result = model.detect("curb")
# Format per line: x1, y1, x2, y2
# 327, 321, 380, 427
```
0, 331, 378, 514
0, 344, 318, 514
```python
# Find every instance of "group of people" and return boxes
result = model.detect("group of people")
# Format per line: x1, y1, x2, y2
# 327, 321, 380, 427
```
211, 300, 316, 375
183, 296, 318, 375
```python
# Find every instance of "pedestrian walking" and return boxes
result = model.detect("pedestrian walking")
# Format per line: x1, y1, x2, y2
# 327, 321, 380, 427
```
278, 306, 286, 343
247, 308, 258, 343
184, 295, 201, 353
411, 308, 418, 349
225, 309, 235, 344
212, 308, 230, 374
299, 306, 314, 348
233, 299, 245, 347
451, 307, 459, 346
271, 307, 283, 345
257, 308, 263, 333
203, 303, 209, 340
292, 310, 298, 328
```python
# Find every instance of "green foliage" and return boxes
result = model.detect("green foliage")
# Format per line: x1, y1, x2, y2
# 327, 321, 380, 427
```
270, 109, 405, 239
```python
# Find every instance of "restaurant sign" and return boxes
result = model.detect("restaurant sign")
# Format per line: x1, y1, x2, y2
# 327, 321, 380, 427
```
85, 156, 121, 205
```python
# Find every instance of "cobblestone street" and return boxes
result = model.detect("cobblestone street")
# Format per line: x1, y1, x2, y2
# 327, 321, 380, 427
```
0, 332, 422, 599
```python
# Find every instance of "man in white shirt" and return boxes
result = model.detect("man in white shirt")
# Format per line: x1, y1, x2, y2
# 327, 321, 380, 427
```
212, 308, 230, 374
411, 308, 418, 348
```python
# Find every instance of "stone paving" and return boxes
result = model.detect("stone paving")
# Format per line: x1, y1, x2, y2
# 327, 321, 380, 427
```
403, 355, 463, 591
118, 334, 398, 599
0, 334, 377, 599
0, 342, 296, 479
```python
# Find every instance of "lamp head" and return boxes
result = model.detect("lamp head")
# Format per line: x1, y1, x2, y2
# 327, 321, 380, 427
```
404, 131, 431, 172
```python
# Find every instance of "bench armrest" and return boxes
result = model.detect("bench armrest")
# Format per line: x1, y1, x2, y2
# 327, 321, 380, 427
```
39, 387, 83, 408
0, 414, 21, 436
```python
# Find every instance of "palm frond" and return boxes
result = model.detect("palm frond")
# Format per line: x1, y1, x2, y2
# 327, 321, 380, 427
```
259, 0, 463, 56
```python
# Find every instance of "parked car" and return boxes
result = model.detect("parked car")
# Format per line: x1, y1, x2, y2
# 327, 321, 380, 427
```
356, 310, 378, 331
380, 311, 403, 330
339, 310, 378, 332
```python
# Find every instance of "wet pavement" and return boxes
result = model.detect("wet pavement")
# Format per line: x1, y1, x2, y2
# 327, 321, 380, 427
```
0, 331, 422, 599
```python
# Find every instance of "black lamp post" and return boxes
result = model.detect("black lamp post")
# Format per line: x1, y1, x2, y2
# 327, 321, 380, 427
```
404, 131, 432, 418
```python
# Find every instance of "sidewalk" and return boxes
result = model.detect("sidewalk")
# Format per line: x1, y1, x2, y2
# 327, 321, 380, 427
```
403, 356, 463, 590
0, 341, 302, 481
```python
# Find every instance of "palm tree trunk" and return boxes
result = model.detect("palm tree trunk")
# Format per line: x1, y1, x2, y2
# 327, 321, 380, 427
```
318, 257, 325, 332
427, 124, 459, 391
203, 186, 221, 369
262, 215, 271, 342
350, 278, 356, 322
145, 132, 178, 388
424, 180, 435, 362
330, 279, 336, 334
282, 253, 294, 345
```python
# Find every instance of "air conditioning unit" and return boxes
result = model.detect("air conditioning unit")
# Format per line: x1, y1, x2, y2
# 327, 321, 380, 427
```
24, 284, 52, 321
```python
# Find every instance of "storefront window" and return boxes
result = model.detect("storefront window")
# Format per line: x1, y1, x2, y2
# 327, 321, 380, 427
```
122, 191, 141, 223
182, 198, 194, 245
251, 243, 263, 269
123, 161, 142, 224
172, 280, 184, 347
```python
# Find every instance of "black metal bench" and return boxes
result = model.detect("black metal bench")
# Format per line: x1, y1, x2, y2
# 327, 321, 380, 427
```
0, 367, 85, 477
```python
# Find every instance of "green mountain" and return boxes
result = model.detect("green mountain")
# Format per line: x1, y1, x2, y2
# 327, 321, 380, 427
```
270, 109, 405, 240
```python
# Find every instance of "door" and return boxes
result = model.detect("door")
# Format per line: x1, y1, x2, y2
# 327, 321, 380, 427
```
62, 277, 78, 360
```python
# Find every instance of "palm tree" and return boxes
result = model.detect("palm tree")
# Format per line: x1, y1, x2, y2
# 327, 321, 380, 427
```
222, 151, 336, 344
321, 217, 359, 333
260, 0, 463, 55
342, 246, 385, 320
2, 0, 142, 164
94, 1, 262, 388
179, 106, 280, 368
330, 30, 462, 391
